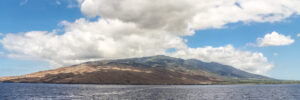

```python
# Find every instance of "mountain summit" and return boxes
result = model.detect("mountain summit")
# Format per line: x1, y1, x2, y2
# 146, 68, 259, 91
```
0, 55, 271, 85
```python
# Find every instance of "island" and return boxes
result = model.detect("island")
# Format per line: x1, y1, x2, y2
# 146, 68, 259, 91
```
1, 55, 299, 85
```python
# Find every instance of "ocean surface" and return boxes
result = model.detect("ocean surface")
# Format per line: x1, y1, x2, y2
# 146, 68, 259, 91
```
1, 83, 300, 100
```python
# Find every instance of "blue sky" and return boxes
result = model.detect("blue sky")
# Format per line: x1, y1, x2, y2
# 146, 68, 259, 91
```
0, 0, 300, 80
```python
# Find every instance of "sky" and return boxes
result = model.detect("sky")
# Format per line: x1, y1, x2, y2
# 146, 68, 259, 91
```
0, 0, 300, 80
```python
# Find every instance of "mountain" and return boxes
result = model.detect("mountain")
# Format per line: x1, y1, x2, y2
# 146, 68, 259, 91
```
0, 55, 271, 85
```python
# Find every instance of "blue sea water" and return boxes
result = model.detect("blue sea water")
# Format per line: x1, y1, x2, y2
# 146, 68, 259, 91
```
0, 83, 300, 100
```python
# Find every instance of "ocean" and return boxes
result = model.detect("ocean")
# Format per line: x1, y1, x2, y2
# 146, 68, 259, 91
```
1, 83, 300, 100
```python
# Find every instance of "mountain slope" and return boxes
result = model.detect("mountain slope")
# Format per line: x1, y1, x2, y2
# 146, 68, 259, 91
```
0, 55, 271, 84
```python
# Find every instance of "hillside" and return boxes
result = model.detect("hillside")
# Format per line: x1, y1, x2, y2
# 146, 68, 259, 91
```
0, 55, 272, 85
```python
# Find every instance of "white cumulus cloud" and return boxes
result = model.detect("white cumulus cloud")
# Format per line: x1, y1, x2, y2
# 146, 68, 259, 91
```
5, 0, 300, 74
257, 31, 294, 47
297, 33, 300, 37
81, 0, 300, 35
1, 19, 186, 67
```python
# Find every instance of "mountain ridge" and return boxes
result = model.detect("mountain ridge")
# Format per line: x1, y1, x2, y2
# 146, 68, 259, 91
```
83, 55, 269, 79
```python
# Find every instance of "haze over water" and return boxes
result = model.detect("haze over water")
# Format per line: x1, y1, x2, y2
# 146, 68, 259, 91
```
1, 83, 300, 100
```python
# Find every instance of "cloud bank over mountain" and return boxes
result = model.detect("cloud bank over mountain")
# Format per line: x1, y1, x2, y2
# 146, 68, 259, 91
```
3, 0, 300, 74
